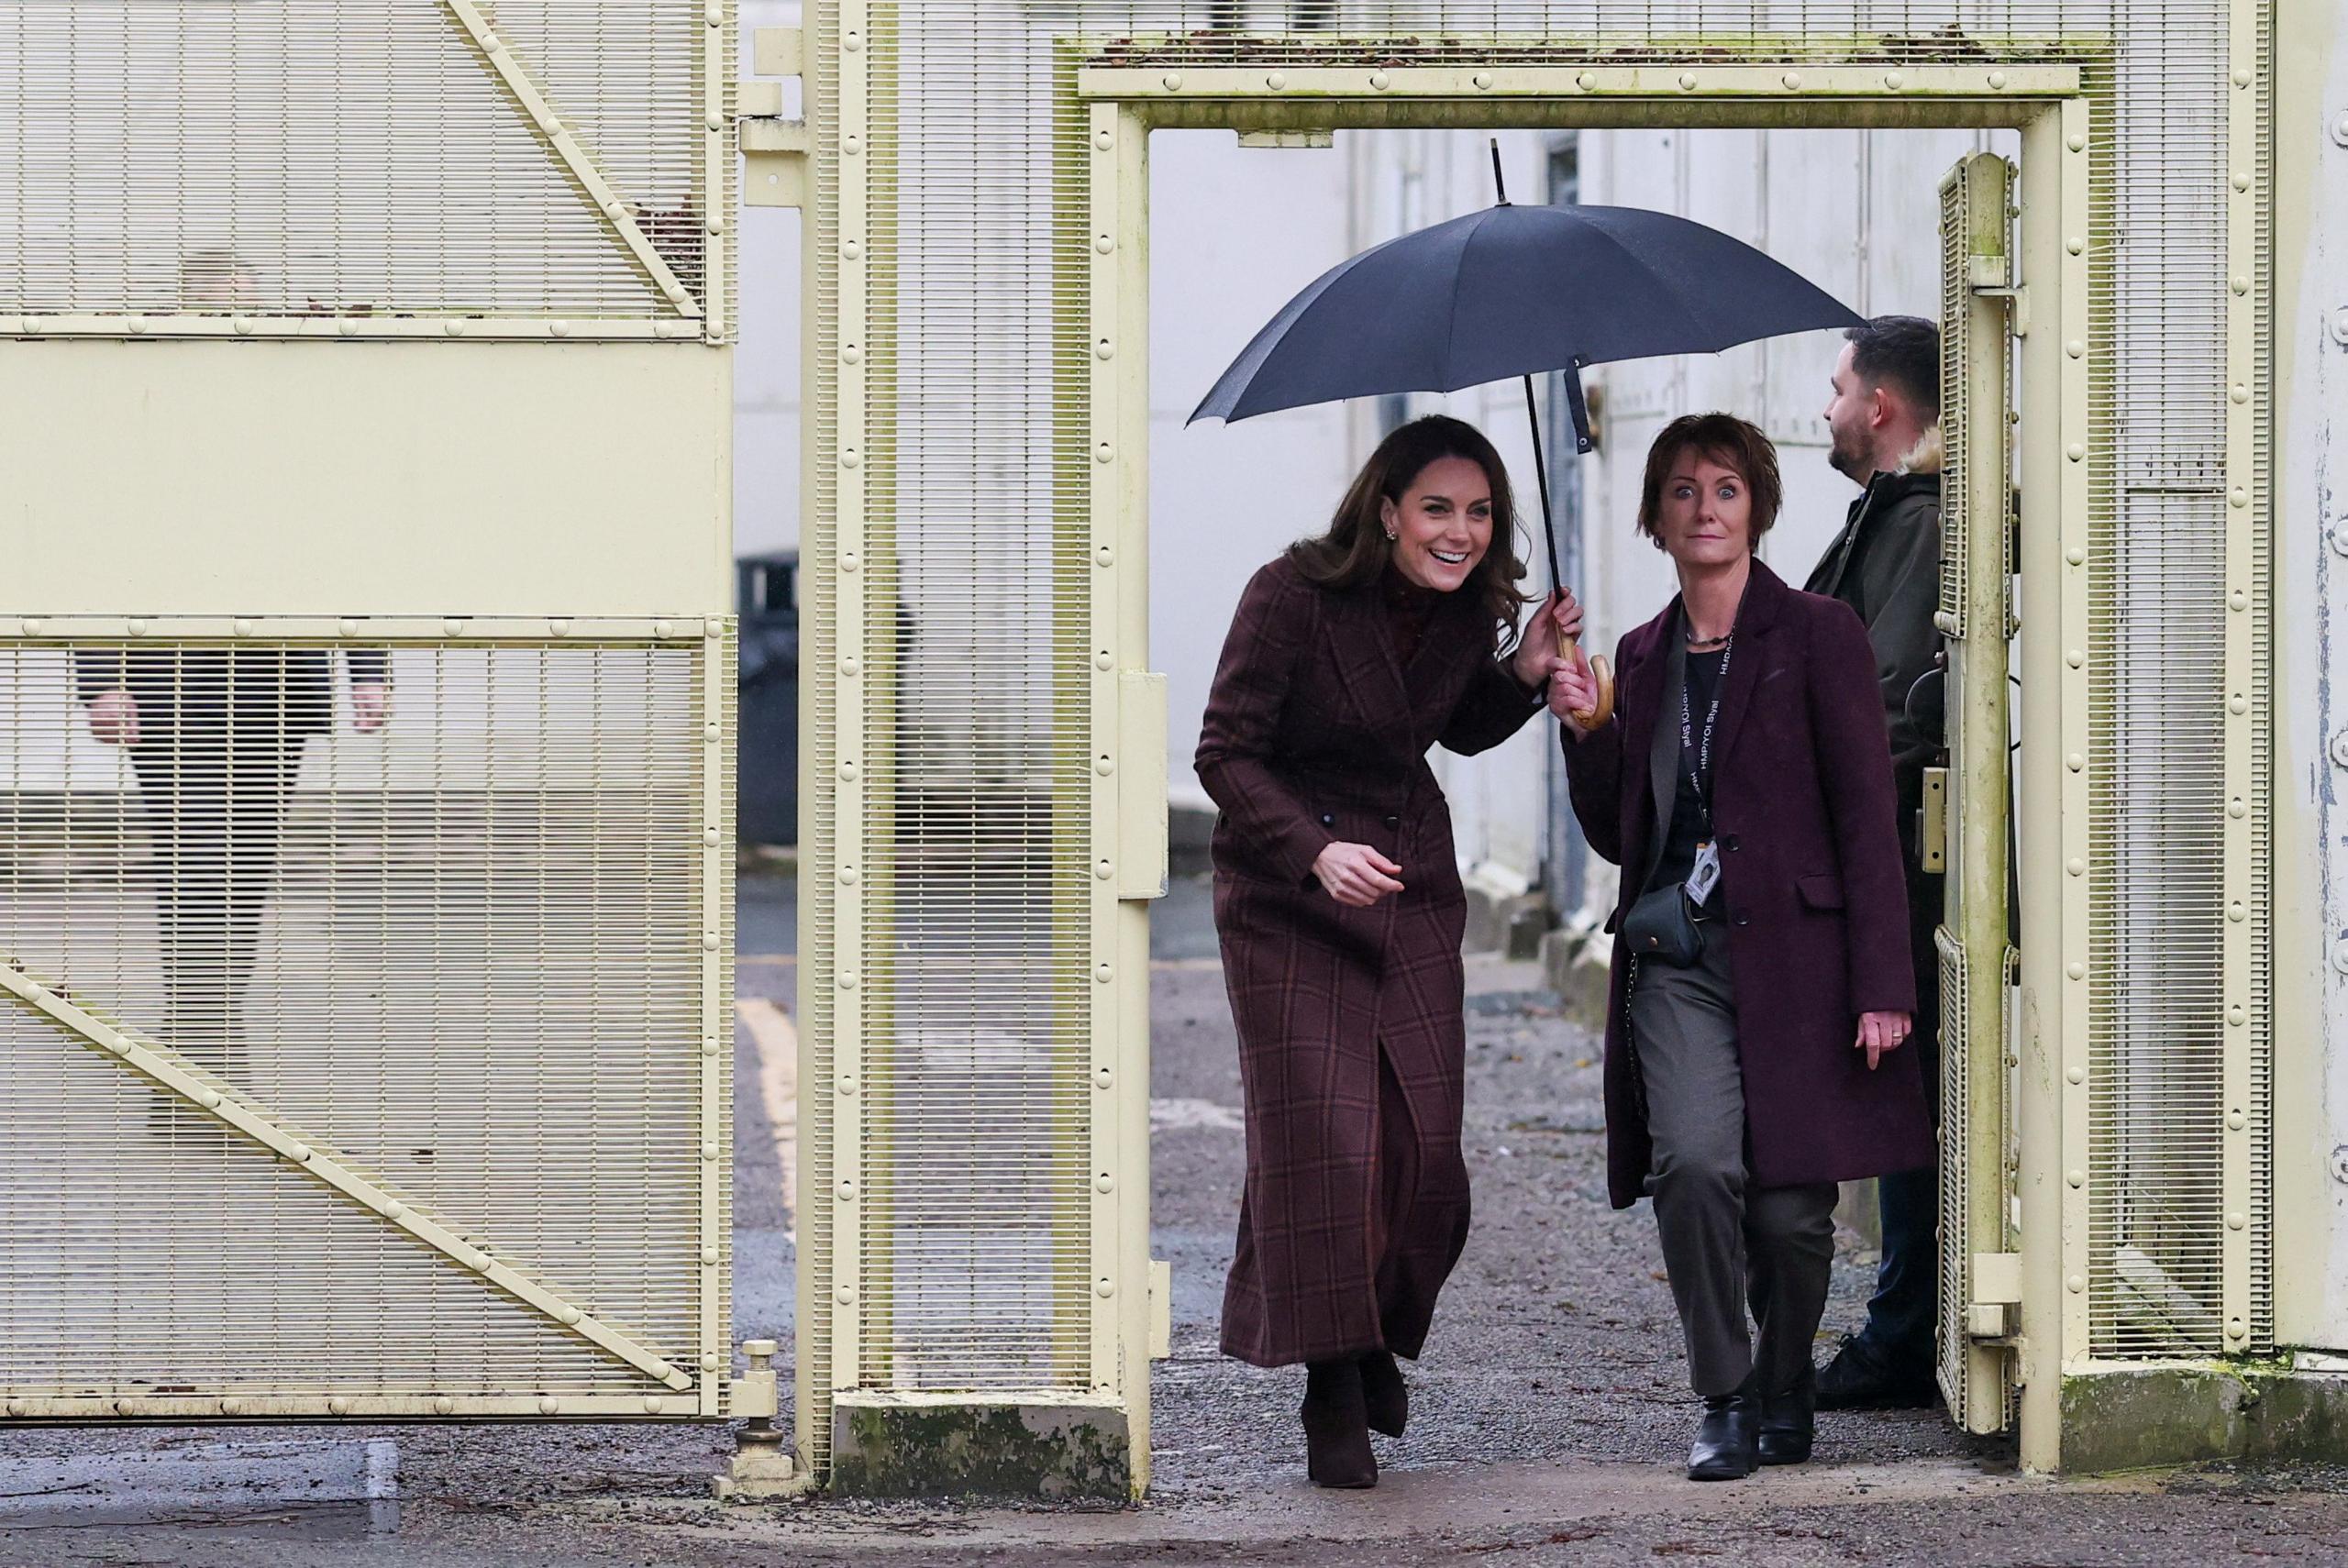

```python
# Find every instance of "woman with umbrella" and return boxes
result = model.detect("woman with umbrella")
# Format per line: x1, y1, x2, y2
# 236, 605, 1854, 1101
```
1195, 414, 1568, 1488
1548, 413, 1930, 1480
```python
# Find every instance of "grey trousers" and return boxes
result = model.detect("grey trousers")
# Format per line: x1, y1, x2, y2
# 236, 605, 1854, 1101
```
1629, 930, 1838, 1398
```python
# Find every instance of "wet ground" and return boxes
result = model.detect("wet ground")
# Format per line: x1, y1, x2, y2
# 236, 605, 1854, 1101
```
4, 874, 2346, 1564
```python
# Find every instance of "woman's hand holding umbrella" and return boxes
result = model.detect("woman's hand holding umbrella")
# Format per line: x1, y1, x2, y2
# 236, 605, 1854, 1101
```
1542, 589, 1610, 736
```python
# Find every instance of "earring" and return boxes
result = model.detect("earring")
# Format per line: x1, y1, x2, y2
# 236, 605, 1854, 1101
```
1384, 529, 1398, 541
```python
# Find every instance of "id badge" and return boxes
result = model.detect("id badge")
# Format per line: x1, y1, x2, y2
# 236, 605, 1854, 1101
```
1685, 839, 1722, 906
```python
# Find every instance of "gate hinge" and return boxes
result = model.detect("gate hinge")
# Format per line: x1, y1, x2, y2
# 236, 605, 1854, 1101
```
1918, 767, 1949, 874
728, 1337, 781, 1419
1977, 282, 2029, 337
1966, 1251, 2023, 1339
742, 27, 809, 209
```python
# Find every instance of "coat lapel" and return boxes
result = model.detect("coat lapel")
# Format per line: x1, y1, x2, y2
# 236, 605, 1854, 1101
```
1640, 620, 1688, 891
1326, 584, 1413, 744
1708, 559, 1789, 777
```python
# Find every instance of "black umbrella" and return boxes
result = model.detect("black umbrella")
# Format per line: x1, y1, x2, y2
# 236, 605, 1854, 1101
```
1191, 145, 1865, 723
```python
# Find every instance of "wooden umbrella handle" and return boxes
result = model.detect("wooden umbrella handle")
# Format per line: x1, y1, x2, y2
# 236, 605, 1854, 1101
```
1558, 626, 1615, 729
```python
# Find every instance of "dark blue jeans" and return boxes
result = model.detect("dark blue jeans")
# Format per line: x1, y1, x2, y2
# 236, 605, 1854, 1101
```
1853, 870, 1944, 1376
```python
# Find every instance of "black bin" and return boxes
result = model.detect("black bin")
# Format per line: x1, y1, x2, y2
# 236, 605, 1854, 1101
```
736, 551, 799, 846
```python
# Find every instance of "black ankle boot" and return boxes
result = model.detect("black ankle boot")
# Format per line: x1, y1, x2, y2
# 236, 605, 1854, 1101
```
1687, 1390, 1759, 1481
1758, 1366, 1816, 1466
1358, 1350, 1407, 1438
1301, 1360, 1377, 1488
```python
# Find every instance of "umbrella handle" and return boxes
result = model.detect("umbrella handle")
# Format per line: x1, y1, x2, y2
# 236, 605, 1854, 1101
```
1558, 629, 1616, 729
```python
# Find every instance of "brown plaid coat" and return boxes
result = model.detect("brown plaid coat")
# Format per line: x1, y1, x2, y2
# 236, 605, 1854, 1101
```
1197, 557, 1543, 1368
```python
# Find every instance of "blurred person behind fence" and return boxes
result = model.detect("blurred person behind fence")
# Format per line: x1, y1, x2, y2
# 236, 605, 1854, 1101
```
1549, 412, 1930, 1482
75, 254, 392, 1081
1196, 414, 1568, 1488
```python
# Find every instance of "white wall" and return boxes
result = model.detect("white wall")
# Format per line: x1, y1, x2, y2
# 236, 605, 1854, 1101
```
734, 0, 803, 558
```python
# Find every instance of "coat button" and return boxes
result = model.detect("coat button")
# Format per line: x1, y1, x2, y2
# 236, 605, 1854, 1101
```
1722, 834, 1739, 852
1382, 815, 1400, 829
1319, 813, 1335, 826
1733, 914, 1750, 927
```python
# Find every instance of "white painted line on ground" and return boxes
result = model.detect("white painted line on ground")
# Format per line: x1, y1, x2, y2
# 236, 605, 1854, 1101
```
736, 997, 798, 1243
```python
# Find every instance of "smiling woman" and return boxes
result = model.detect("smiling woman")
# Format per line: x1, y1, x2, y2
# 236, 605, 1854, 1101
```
1192, 414, 1567, 1489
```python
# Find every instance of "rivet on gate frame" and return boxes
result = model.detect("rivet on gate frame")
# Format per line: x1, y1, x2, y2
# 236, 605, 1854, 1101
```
838, 971, 858, 990
1988, 71, 2008, 90
539, 1395, 562, 1415
235, 619, 257, 637
1267, 72, 1286, 90
1094, 235, 1115, 255
2066, 1066, 2086, 1084
1095, 1277, 1116, 1298
2227, 1320, 2247, 1341
328, 1397, 352, 1416
2227, 694, 2246, 715
643, 1396, 666, 1414
840, 656, 861, 676
1092, 130, 1113, 151
435, 1396, 456, 1415
1781, 72, 1801, 89
1094, 1066, 1114, 1089
217, 1397, 241, 1415
2233, 69, 2253, 88
1576, 72, 1596, 91
2066, 237, 2084, 255
2066, 648, 2084, 668
2229, 488, 2248, 509
2066, 133, 2085, 153
2227, 1212, 2246, 1231
2229, 590, 2249, 611
2066, 1275, 2085, 1294
842, 239, 862, 260
842, 28, 861, 50
841, 550, 862, 571
2227, 799, 2247, 820
1678, 72, 1697, 91
1370, 71, 1390, 90
2228, 1005, 2247, 1027
2231, 172, 2251, 193
1160, 72, 1182, 92
2066, 962, 2086, 981
1095, 442, 1115, 464
2066, 1170, 2084, 1188
1095, 338, 1115, 360
1094, 1173, 1115, 1194
1093, 962, 1114, 983
443, 617, 465, 635
2066, 753, 2084, 771
836, 1285, 857, 1305
1473, 72, 1493, 90
838, 865, 859, 886
126, 619, 147, 636
1095, 545, 1116, 568
1883, 71, 1903, 90
1095, 859, 1113, 880
1095, 755, 1115, 777
2231, 385, 2250, 404
2227, 901, 2246, 922
703, 1036, 721, 1056
2066, 859, 2084, 877
383, 1200, 407, 1220
653, 620, 674, 638
2066, 339, 2085, 359
2066, 443, 2085, 462
843, 345, 863, 365
2232, 1108, 2253, 1129
1092, 650, 1114, 670
2066, 547, 2086, 566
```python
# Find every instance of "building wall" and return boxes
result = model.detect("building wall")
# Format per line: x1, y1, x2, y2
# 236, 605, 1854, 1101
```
2274, 0, 2348, 1353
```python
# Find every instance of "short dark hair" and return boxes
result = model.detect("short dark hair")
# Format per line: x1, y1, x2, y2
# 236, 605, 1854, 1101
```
1636, 413, 1783, 548
1289, 414, 1532, 638
1844, 315, 1942, 422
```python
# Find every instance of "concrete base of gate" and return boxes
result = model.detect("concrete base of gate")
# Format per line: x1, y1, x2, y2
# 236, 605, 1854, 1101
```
828, 1392, 1130, 1499
2059, 1362, 2348, 1473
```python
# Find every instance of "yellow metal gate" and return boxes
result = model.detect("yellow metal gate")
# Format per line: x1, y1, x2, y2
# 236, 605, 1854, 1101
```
1935, 150, 2020, 1436
0, 2, 743, 1420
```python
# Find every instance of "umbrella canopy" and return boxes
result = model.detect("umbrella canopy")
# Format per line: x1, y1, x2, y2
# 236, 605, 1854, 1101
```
1190, 201, 1866, 450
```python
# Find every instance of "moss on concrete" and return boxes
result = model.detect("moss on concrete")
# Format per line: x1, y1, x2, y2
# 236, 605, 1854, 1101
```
2060, 1363, 2348, 1474
828, 1398, 1131, 1499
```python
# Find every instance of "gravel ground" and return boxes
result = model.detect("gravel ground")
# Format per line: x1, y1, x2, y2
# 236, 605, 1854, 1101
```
3, 881, 2344, 1564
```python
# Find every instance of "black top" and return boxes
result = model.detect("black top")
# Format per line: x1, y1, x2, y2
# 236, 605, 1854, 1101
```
1643, 646, 1727, 905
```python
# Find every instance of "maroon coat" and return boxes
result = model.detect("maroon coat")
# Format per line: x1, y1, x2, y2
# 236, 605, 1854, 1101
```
1562, 559, 1932, 1209
1198, 557, 1543, 1366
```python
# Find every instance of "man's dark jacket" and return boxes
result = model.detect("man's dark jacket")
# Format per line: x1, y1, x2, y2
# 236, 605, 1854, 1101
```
1802, 436, 1944, 850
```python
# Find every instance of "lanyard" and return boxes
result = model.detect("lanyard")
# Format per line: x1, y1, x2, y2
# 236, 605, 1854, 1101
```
1678, 631, 1733, 832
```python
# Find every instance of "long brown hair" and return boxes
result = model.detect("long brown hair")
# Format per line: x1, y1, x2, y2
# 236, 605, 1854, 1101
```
1288, 414, 1533, 639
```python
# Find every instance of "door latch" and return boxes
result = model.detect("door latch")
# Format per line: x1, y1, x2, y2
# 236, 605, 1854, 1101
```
1919, 767, 1949, 873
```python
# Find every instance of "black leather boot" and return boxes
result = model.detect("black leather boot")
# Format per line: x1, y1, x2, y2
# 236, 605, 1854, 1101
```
1301, 1360, 1377, 1488
1815, 1333, 1937, 1410
1758, 1365, 1816, 1466
1686, 1389, 1760, 1481
1358, 1349, 1408, 1438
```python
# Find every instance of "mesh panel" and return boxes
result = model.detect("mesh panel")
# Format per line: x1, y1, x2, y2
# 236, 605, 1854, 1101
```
0, 638, 719, 1397
0, 2, 725, 325
1935, 927, 1971, 1413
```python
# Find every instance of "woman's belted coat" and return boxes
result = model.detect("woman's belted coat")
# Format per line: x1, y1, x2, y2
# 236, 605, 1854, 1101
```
1563, 559, 1932, 1210
1196, 557, 1543, 1368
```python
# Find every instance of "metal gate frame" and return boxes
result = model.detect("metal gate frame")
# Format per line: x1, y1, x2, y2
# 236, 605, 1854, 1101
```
1063, 57, 2099, 1478
0, 614, 736, 1422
